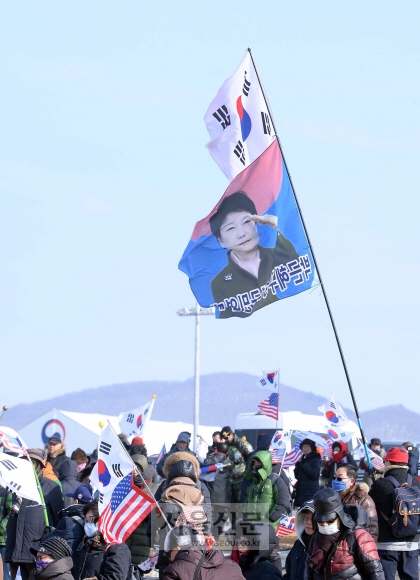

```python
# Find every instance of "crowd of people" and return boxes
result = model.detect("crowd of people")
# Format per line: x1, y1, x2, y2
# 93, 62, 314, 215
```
0, 429, 419, 580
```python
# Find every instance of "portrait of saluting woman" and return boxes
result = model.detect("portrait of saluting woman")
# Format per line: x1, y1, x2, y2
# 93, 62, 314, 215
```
209, 191, 299, 318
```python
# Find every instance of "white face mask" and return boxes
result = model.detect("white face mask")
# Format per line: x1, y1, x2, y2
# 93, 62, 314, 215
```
318, 521, 340, 535
84, 522, 98, 537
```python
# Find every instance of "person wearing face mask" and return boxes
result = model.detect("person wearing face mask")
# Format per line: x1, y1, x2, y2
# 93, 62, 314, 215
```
321, 441, 357, 484
283, 500, 315, 580
307, 488, 384, 580
5, 449, 64, 580
30, 537, 73, 580
332, 464, 378, 541
243, 451, 288, 529
125, 455, 159, 566
294, 439, 321, 508
71, 501, 130, 580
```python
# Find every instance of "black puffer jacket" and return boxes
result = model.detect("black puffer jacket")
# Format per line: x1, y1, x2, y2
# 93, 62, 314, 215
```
308, 504, 384, 580
72, 539, 130, 580
5, 476, 64, 563
59, 460, 80, 508
202, 452, 231, 504
238, 523, 283, 580
294, 452, 321, 507
369, 467, 418, 543
42, 503, 85, 551
156, 444, 196, 477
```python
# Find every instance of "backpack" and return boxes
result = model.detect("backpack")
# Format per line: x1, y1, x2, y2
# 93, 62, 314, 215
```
269, 472, 293, 515
382, 474, 420, 537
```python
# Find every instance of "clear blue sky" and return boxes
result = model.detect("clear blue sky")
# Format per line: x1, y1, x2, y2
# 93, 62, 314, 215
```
1, 2, 419, 413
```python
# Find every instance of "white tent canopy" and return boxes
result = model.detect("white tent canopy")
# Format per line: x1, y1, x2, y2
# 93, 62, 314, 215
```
18, 409, 220, 456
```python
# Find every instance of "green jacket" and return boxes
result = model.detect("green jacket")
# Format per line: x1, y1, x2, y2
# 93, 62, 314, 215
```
0, 487, 12, 546
243, 451, 279, 528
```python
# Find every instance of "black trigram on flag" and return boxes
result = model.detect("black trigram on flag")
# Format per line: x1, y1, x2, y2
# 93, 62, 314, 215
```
234, 140, 246, 165
126, 414, 135, 424
243, 72, 251, 97
99, 442, 112, 455
98, 492, 104, 504
261, 112, 271, 135
8, 481, 21, 492
112, 464, 124, 478
0, 459, 17, 471
212, 105, 231, 130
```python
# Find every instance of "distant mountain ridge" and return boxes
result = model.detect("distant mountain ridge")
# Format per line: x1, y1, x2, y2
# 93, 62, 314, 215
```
2, 373, 419, 442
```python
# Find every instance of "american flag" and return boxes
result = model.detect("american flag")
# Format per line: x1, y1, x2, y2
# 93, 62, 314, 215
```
283, 441, 302, 467
98, 473, 154, 544
270, 447, 286, 465
276, 515, 296, 537
367, 447, 385, 470
0, 430, 27, 456
258, 392, 278, 420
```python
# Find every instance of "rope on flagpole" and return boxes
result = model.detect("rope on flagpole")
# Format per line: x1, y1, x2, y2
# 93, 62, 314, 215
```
247, 47, 373, 476
106, 421, 173, 531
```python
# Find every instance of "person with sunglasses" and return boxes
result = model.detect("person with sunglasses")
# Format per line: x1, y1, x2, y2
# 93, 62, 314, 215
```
283, 500, 315, 580
331, 464, 378, 541
307, 488, 384, 580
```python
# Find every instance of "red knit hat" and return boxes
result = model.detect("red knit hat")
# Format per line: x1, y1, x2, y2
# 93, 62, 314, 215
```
131, 436, 144, 446
384, 447, 409, 464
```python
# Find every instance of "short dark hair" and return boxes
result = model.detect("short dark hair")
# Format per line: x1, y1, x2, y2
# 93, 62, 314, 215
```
83, 500, 99, 520
216, 442, 229, 454
337, 464, 357, 480
212, 431, 222, 439
209, 192, 257, 239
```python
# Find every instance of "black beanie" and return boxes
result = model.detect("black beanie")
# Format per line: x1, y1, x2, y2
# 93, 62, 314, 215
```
30, 537, 72, 559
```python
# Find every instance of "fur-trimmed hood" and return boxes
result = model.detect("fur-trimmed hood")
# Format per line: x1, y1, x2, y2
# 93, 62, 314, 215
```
45, 443, 67, 458
163, 451, 200, 479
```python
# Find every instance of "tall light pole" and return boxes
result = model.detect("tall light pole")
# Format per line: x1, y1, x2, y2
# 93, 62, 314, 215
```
176, 302, 214, 443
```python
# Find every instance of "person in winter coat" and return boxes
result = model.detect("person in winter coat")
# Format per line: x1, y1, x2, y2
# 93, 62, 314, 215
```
308, 488, 384, 580
59, 461, 80, 508
331, 464, 378, 541
70, 449, 89, 476
321, 441, 357, 483
369, 447, 419, 580
164, 525, 243, 580
46, 438, 70, 479
5, 449, 64, 580
0, 486, 12, 580
231, 521, 282, 580
202, 442, 231, 505
294, 439, 321, 508
156, 433, 196, 477
283, 500, 315, 580
401, 442, 419, 479
221, 426, 252, 503
243, 451, 289, 528
72, 501, 130, 580
360, 438, 386, 488
42, 484, 93, 552
30, 537, 73, 580
125, 454, 159, 565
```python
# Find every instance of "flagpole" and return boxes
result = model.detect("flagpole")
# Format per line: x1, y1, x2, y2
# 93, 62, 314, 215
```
275, 369, 280, 431
106, 421, 173, 530
247, 47, 373, 474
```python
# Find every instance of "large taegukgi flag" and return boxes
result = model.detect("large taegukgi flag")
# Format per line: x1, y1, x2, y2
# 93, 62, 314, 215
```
179, 50, 316, 319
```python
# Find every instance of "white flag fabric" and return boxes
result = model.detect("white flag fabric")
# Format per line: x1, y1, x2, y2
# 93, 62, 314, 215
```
256, 370, 279, 391
0, 455, 42, 503
318, 395, 349, 428
0, 426, 28, 456
118, 398, 155, 438
204, 50, 276, 181
195, 438, 209, 464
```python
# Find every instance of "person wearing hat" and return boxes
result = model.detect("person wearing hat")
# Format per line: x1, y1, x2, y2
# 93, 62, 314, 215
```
5, 449, 64, 580
156, 432, 195, 478
401, 442, 419, 479
230, 521, 282, 580
369, 447, 419, 580
293, 439, 321, 508
209, 191, 299, 319
283, 500, 315, 580
163, 525, 243, 580
308, 488, 384, 580
42, 485, 93, 552
46, 437, 69, 479
125, 455, 159, 566
360, 438, 386, 488
220, 426, 252, 503
30, 537, 73, 580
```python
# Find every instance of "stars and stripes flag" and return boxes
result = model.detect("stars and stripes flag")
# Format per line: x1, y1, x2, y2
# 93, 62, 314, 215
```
258, 392, 279, 420
283, 440, 303, 468
94, 423, 156, 544
99, 472, 154, 544
359, 445, 385, 471
276, 514, 296, 537
269, 430, 291, 465
0, 427, 28, 456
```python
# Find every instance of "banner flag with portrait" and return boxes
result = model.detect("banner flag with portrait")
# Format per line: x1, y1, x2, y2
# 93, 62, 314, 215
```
179, 50, 316, 319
